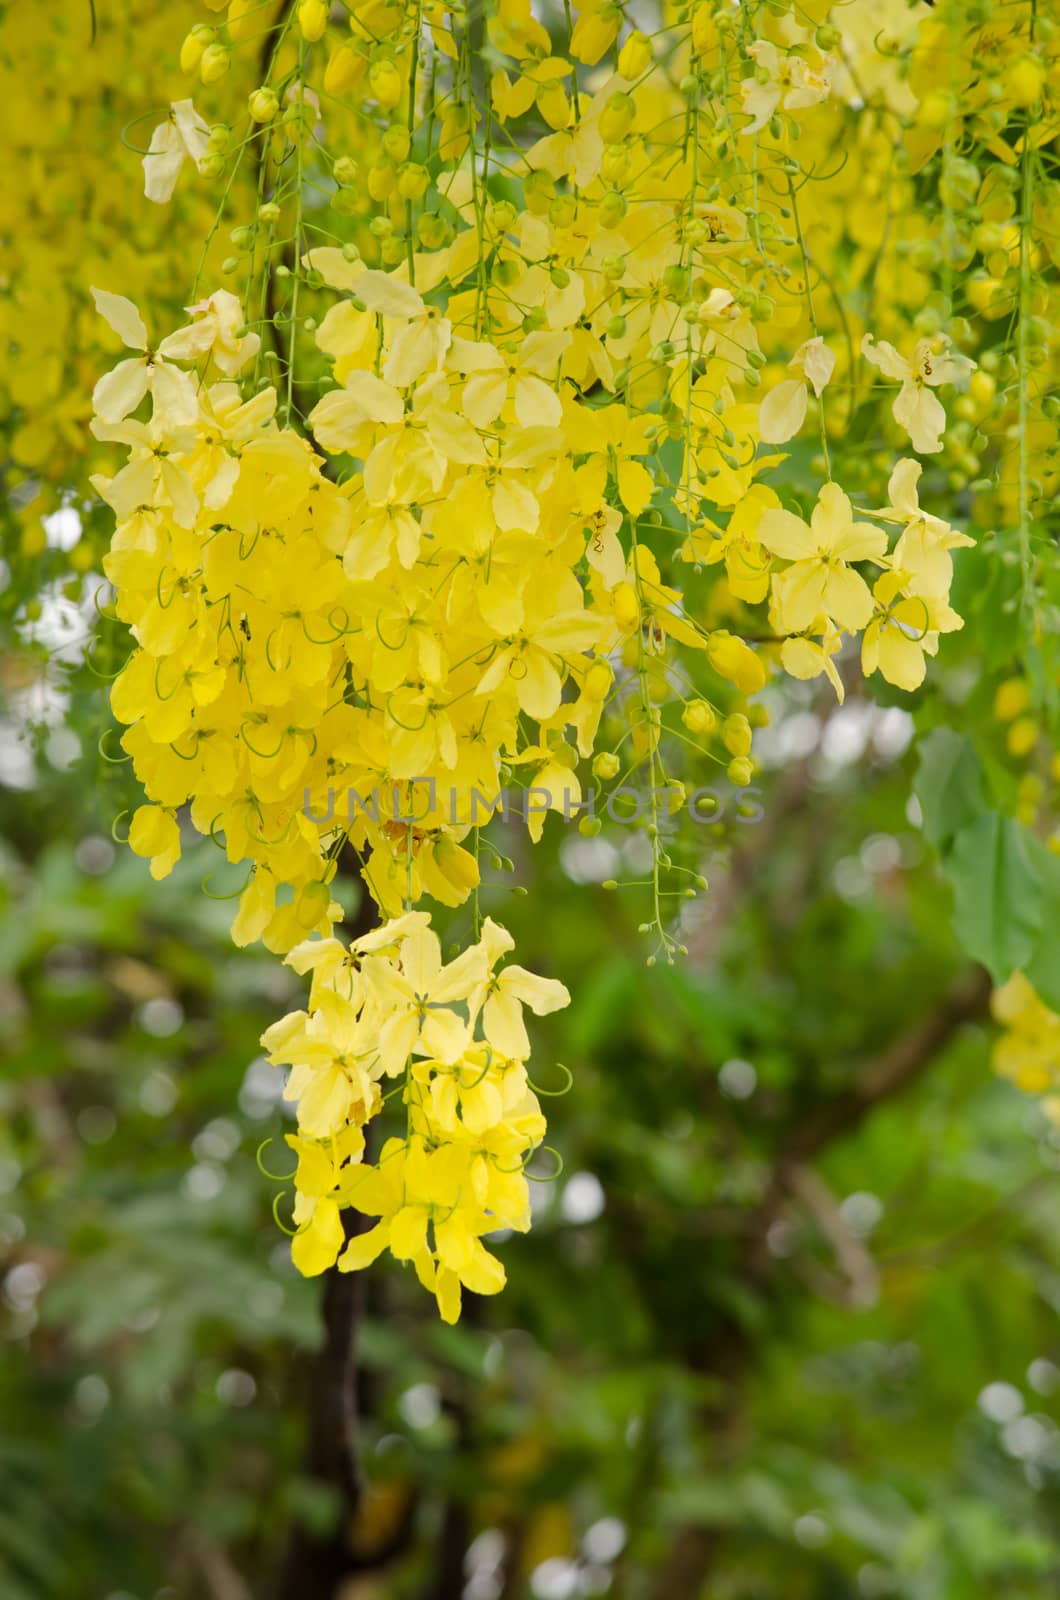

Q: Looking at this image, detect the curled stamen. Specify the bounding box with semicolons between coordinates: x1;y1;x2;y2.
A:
257;1137;298;1181
272;1192;298;1236
98;728;132;765
528;1062;574;1098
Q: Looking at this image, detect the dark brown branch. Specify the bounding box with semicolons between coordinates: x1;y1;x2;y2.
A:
768;964;991;1174
274;861;379;1600
649;964;992;1600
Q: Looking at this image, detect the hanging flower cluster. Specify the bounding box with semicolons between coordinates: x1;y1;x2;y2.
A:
261;910;567;1320
81;0;1060;1312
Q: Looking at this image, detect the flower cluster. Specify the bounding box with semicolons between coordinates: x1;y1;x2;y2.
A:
261;911;568;1320
85;0;1045;1311
992;974;1060;1127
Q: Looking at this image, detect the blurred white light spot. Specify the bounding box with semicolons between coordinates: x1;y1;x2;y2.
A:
978;1381;1024;1422
821;705;874;766
4;1262;45;1311
185;1162;225;1201
758;710;821;766
839;1191;883;1237
0;724;36;790
1028;1358;1059;1395
583;1518;626;1564
767;1219;796;1258
216;1368;257;1407
45;727;81;770
1001;1414;1054;1461
76;834;115;875
860;834;901;875
561;1171;605;1224
0;1215;26;1249
399;1382;441;1429
465;1529;505;1600
833;856;870;900
75;1374;111;1418
240;1057;284;1119
905;793;923;829
192;1118;240;1163
77;1106;117;1145
794;1513;830;1548
531;1558;580;1600
560;834;621;885
857;1564;893;1597
873;707;914;758
140;1069;178;1116
43;507;82;551
140;997;184;1038
719;1058;756;1100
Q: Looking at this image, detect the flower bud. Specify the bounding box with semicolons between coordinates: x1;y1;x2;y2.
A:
383;125;411;162
200;42;231;82
599;91;635;143
325;43;362;95
489;199;518;232
369;57;403;108
682;699;716;735
593;752;621;780
367;162;396;201
248;87;280;121
598;190;627;229
549;194;578;230
618;29;652;79
722;713;751;757
180;24;213;75
583;662;613;701
1003;54;1045;107
707;630;766;694
299;0;328;40
227;0;258;44
397;161;429;199
601;142;632;184
417;212;452;249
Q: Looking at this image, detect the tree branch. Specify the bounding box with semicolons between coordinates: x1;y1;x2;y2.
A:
649;963;992;1600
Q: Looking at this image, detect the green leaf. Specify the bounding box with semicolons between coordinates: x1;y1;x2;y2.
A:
914;729;987;855
947;814;1042;979
1020;836;1060;1011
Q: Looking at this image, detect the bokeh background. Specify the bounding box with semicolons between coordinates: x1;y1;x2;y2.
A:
4;2;1060;1598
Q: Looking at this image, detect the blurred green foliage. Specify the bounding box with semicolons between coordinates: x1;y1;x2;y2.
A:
3;655;1060;1600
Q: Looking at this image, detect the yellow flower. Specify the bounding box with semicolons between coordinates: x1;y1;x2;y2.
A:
860;570;963;692
142;99;211;203
128;804;182;880
759;482;888;634
861;334;974;455
90;290;197;427
740;41;832;134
